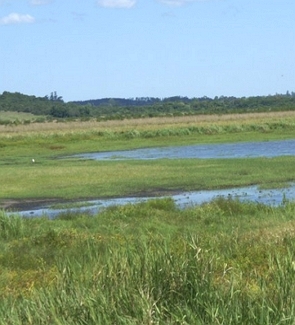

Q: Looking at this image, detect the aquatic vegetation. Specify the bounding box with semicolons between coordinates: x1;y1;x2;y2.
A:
49;201;97;210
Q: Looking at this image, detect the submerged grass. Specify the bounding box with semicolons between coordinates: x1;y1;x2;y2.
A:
1;198;295;324
49;201;97;210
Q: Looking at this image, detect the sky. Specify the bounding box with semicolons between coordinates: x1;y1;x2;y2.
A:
0;0;294;102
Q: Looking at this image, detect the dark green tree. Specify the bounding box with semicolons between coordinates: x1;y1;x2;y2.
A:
50;105;70;118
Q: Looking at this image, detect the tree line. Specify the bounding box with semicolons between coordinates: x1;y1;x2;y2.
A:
1;91;295;121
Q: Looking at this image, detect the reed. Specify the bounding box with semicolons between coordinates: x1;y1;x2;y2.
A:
1;199;295;324
1;110;295;135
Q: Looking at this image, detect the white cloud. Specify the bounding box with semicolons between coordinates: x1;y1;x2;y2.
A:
0;12;35;25
97;0;136;8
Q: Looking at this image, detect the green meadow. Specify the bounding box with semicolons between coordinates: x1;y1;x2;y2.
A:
1;156;295;200
0;111;46;124
1;111;295;324
1;112;295;201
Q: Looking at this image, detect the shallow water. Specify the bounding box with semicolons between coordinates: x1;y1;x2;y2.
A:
9;183;295;219
74;139;295;160
7;139;295;218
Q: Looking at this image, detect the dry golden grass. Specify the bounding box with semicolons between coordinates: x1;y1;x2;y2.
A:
1;111;295;137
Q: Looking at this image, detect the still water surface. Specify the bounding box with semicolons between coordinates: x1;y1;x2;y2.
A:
75;139;295;160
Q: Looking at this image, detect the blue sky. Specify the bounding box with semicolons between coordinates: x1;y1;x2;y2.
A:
0;0;294;102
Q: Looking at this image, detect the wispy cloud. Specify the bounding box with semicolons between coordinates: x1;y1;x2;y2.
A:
97;0;136;8
30;0;52;4
0;12;35;25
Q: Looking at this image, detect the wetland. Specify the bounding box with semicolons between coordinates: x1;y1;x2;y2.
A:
5;138;295;217
2;111;295;324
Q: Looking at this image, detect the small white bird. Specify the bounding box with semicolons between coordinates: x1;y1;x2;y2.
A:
32;159;35;163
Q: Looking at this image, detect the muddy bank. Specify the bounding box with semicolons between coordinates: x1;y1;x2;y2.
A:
0;198;62;211
0;189;182;211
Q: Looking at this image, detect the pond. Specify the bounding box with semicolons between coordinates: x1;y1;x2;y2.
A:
74;139;295;160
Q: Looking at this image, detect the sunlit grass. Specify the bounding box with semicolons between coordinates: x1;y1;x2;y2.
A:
1;199;295;323
0;111;45;123
1;157;295;200
1;110;295;134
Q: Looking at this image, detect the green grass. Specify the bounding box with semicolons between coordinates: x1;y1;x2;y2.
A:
0;111;46;124
1;156;295;200
1;198;295;324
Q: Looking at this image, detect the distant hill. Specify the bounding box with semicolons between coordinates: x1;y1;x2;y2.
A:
70;96;192;107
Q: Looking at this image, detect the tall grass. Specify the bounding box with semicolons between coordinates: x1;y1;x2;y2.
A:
1;110;295;143
1;119;295;142
0;211;24;239
1;198;295;324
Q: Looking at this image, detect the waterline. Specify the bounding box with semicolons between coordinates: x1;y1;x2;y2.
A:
7;183;295;219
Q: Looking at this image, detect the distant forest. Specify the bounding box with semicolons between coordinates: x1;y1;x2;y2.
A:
1;91;295;122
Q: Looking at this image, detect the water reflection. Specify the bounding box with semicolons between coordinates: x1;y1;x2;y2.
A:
9;183;295;219
74;139;295;160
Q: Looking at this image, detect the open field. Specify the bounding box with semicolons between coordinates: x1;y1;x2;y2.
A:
0;111;45;123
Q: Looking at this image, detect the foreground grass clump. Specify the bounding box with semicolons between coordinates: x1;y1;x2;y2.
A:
1;198;295;324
